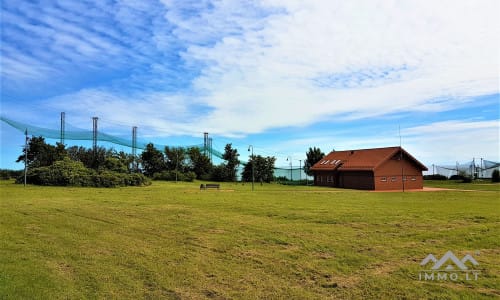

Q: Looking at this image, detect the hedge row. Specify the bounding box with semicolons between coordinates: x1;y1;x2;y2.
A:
17;158;150;187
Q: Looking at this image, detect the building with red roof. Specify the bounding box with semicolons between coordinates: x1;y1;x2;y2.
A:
310;146;428;190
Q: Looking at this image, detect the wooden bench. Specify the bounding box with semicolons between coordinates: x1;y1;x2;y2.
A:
200;183;220;190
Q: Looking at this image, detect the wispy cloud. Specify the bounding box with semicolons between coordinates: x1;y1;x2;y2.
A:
179;0;499;134
1;0;498;153
402;120;499;164
1;0;174;88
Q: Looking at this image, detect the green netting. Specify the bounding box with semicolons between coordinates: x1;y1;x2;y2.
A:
435;160;500;178
1;115;203;151
2;115;312;177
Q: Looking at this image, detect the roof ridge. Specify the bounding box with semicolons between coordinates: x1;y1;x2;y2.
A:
310;146;427;171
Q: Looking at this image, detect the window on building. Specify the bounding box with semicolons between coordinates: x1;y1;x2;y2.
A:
380;177;387;182
411;177;416;181
391;177;397;182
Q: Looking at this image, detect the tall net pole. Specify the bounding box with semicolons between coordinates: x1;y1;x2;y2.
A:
203;132;208;156
24;129;29;187
92;117;98;154
132;126;137;170
60;112;65;145
209;137;213;163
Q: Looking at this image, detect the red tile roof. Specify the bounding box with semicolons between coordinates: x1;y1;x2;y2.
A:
310;146;428;171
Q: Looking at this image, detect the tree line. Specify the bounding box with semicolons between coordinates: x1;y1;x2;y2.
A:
140;143;277;183
13;136;328;187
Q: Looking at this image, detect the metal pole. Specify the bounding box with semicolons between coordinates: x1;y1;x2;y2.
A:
299;160;302;183
132;126;137;171
24;129;28;187
209;137;213;163
481;158;483;178
92;117;98;154
248;145;254;191
287;156;292;182
60;112;65;145
204;132;208;156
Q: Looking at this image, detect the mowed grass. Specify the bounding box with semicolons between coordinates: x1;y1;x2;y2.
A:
0;180;499;299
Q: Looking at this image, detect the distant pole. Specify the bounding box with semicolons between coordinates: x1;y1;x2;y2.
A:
204;132;209;156
92;117;98;153
287;156;292;182
399;126;404;192
60;112;65;145
480;158;483;178
132;126;137;171
299;160;302;183
248;145;254;191
472;157;475;179
175;150;178;183
24;129;28;187
209;137;213;163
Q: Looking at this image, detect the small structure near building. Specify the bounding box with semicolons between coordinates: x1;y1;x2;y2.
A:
310;146;428;190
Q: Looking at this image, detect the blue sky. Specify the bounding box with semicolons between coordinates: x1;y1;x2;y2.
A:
1;0;499;170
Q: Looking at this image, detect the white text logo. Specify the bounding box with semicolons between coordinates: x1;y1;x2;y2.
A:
418;251;480;281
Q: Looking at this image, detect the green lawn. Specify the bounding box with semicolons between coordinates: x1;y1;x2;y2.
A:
0;180;499;299
425;179;500;191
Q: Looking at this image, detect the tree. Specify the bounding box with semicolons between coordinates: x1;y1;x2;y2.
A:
304;147;325;176
16;136;66;168
164;146;187;172
65;145;109;170
242;155;276;183
210;164;228;182
103;153;128;173
186;147;212;179
222;143;240;181
140;143;166;177
492;169;500;183
115;150;136;173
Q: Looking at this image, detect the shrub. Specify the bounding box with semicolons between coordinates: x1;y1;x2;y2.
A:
461;176;472;183
210;165;229;182
492;169;500;183
423;174;447;180
450;175;465;181
17;158;149;187
0;169;23;180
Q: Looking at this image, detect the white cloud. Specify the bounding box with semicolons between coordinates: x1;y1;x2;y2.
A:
402;120;500;165
44;89;206;137
172;0;499;134
2;0;499;154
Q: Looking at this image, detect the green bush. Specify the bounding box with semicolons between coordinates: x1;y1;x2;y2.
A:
0;169;23;180
492;169;500;183
17;158;149;187
461;176;472;183
423;174;448;180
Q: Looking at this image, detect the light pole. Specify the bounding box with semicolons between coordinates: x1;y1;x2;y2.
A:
248;145;254;191
175;150;178;183
299;159;302;183
24;129;29;187
286;156;292;182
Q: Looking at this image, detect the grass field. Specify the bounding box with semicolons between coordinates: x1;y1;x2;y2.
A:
0;180;499;299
